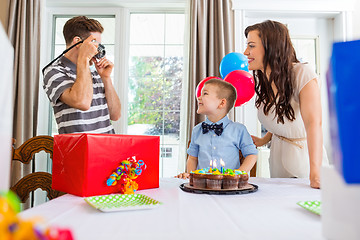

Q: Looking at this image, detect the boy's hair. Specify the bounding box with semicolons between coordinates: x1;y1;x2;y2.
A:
63;16;104;46
204;79;237;113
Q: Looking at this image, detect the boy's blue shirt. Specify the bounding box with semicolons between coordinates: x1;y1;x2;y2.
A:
187;115;258;170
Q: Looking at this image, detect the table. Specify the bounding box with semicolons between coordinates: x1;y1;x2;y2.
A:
20;178;324;240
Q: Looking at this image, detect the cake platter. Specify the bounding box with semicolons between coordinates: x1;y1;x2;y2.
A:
179;183;258;195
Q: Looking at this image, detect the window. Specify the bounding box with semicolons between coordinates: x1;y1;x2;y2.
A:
161;147;173;158
127;13;185;177
292;37;319;75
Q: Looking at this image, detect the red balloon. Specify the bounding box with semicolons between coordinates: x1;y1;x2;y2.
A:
224;70;255;107
196;76;222;98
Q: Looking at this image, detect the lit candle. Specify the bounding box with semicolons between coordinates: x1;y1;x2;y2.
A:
213;160;217;171
209;160;213;173
220;158;225;174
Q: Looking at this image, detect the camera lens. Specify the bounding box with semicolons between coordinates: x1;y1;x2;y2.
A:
95;43;106;59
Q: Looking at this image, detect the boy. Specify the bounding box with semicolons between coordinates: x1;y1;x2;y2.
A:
177;78;257;179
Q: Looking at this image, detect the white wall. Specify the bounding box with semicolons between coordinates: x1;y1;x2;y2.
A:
0;24;13;191
352;0;360;40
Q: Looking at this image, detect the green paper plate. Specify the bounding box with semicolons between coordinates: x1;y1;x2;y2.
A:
85;194;162;212
297;201;321;215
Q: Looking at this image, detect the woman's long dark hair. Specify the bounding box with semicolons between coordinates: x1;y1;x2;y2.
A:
245;20;299;124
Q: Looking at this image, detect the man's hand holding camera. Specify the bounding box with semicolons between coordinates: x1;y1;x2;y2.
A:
94;57;113;81
78;35;113;80
78;35;99;64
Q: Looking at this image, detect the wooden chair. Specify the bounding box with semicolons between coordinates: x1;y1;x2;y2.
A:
10;135;65;203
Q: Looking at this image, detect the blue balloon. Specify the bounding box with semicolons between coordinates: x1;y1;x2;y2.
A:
219;52;249;78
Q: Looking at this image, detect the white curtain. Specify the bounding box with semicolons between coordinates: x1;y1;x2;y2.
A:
187;0;234;139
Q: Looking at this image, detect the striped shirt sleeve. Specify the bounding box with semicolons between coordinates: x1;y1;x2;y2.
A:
43;65;74;106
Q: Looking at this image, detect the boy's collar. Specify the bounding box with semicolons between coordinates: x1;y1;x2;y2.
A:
205;115;230;126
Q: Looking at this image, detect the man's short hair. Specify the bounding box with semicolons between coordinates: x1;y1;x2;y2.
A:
204;78;237;113
63;16;104;46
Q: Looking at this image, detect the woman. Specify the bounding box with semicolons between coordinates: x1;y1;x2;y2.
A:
244;20;328;188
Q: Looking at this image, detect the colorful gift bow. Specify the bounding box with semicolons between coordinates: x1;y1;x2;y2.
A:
107;156;146;194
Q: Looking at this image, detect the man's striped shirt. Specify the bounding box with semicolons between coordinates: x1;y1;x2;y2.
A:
43;56;115;134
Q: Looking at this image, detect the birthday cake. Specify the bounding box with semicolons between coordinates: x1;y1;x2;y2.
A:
189;168;249;190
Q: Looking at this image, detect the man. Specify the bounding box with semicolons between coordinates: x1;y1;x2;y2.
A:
43;16;121;134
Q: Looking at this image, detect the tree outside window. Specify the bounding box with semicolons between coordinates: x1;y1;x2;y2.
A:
128;13;185;177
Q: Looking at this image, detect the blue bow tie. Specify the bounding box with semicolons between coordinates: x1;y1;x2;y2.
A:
201;122;223;136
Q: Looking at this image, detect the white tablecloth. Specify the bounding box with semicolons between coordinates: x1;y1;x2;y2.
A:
20;178;324;240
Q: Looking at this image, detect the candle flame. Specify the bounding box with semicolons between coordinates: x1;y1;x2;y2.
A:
210;160;212;167
213;160;217;168
220;158;225;167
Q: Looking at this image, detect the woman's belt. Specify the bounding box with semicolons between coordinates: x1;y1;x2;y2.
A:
273;134;306;149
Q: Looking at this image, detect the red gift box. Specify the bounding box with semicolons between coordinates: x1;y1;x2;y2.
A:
52;133;160;197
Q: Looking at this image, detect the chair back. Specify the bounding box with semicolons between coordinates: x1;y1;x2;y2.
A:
10;135;64;203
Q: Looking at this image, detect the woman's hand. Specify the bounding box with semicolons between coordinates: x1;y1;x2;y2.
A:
251;135;263;147
251;135;266;147
175;173;189;179
251;132;272;147
310;171;321;189
310;179;320;189
310;177;320;189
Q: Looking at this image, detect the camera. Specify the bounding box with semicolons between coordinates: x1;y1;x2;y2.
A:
94;43;106;59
